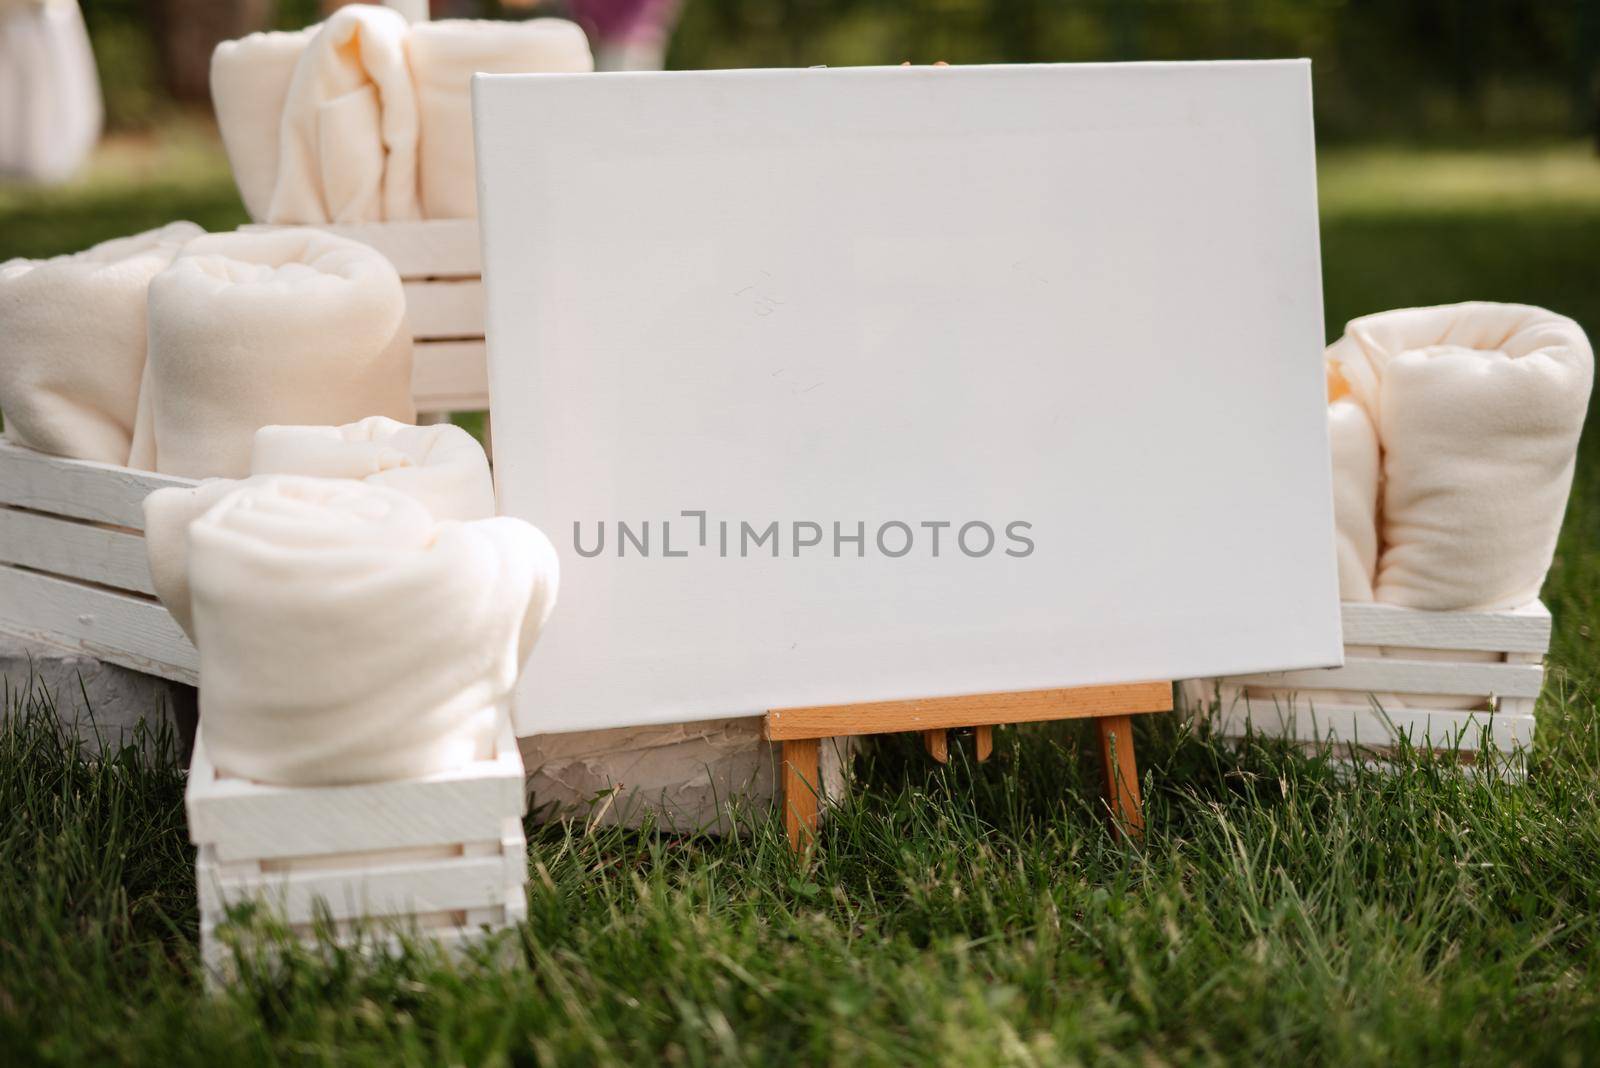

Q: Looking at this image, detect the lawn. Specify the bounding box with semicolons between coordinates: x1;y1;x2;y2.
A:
2;129;1599;1065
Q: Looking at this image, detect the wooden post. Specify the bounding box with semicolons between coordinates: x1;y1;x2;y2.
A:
1096;714;1143;838
780;737;821;851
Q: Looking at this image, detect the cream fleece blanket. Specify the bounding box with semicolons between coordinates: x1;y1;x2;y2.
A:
0;222;201;464
145;416;494;641
136;228;415;478
1326;360;1381;603
252;416;495;521
210;27;313;223
267;4;420;225
1329;302;1593;612
407;18;593;219
142;479;240;642
187;476;558;785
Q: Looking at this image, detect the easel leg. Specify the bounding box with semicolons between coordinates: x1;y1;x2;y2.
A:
974;725;994;762
922;730;949;763
781;737;821;853
1096;715;1144;838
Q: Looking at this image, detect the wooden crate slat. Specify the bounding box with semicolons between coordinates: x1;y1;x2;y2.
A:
191;720;526;970
247;219;481;279
402;279;485;340
1340;601;1551;654
198;913;520;976
187;725;525;862
1189;600;1549;763
0;506;156;596
1230;656;1543;700
0;438;196;529
1213;697;1534;751
412;339;490;412
198;849;512;924
0;564;197;684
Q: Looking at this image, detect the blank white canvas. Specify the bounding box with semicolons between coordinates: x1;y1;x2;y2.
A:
473;61;1341;736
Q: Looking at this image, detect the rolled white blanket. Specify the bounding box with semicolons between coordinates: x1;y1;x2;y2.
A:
267;4;420;224
1326;360;1381;603
210;28;313;222
0;222;202;464
188;476;558;785
252;416;495;521
142;479;240;642
407;18;593;219
137;228;415;478
1329;302;1593;611
145;417;494;642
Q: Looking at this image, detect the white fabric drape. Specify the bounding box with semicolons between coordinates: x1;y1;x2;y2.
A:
0;0;101;184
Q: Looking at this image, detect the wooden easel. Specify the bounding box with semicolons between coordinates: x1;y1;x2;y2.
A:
765;682;1172;852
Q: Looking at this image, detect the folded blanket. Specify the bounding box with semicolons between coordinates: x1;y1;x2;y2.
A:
210;27;313;222
267;4;420;224
187;476;558;785
146;417;494;643
1326;360;1381;602
407;18;593;219
252;416;495;521
138;228;415;478
0;222;202;464
1329;302;1593;611
142;479;240;641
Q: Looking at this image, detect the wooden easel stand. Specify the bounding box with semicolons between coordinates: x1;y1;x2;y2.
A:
765;681;1172;851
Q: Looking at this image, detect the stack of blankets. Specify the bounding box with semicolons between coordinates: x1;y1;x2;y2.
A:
0;223;415;476
0;215;563;786
1327;302;1592;616
211;5;592;223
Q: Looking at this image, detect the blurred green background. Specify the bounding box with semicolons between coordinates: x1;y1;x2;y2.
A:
71;0;1600;142
13;1;1599;340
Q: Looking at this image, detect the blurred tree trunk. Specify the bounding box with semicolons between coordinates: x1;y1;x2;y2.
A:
146;0;278;102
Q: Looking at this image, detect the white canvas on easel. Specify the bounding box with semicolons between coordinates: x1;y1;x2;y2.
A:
472;61;1341;737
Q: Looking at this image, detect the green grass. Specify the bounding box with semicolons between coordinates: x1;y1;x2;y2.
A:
2;133;1599;1064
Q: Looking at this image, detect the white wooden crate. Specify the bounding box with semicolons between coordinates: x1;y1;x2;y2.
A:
190;719;527;973
0;440;199;682
1182;600;1551;764
0;218;489;684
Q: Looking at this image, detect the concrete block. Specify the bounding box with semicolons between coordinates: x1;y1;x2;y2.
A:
520;717;853;835
1;632;196;762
